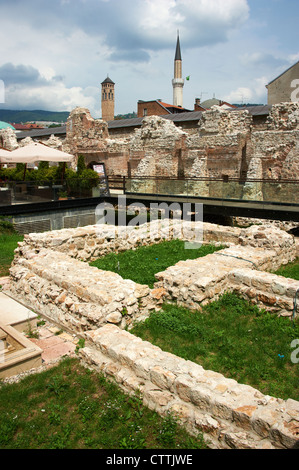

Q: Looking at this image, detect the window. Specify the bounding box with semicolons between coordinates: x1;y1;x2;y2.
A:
143;108;148;116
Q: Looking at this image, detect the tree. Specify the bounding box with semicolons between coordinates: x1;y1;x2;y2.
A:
77;155;86;174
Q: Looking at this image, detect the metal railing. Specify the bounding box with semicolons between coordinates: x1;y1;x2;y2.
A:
0;175;298;206
108;175;299;205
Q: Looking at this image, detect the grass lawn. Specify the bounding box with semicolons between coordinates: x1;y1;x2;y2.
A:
0;357;207;449
90;239;224;288
274;258;299;280
131;293;299;401
0;229;23;277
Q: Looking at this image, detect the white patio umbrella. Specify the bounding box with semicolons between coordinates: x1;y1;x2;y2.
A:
0;148;11;170
0;148;11;159
0;142;75;179
0;142;74;164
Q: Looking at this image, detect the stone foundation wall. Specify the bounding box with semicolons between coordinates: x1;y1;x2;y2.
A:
8;247;163;333
229;268;299;317
14;220;239;262
8;220;298;325
5;220;299;449
79;324;299;449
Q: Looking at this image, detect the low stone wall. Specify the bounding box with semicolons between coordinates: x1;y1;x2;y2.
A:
13;219;296;264
80;324;299;449
15;219;237;262
154;243;299;317
5;219;299;449
8;247;163;333
229;268;299;317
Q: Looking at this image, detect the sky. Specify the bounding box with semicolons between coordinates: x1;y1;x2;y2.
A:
0;0;298;118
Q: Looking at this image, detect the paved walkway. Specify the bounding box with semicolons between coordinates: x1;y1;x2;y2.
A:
0;276;80;381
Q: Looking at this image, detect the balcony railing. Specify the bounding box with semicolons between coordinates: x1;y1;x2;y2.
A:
0;175;298;206
123;176;299;205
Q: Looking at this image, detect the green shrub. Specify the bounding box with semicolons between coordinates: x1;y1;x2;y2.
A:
78;168;99;190
0;163;99;190
76;155;86;174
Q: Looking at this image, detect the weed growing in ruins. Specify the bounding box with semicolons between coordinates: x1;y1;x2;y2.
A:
90;239;224;288
0;357;208;449
131;293;299;401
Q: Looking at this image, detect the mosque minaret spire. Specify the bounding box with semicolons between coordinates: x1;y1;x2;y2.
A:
172;31;184;107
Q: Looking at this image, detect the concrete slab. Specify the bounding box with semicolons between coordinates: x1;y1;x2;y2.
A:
0;288;79;380
0;292;38;333
0;322;43;379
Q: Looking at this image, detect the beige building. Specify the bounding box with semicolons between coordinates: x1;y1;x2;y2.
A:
101;76;115;121
266;61;299;105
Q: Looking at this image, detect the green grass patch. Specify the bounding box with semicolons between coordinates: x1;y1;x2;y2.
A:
90;239;224;288
274;258;299;281
131;293;299;401
0;357;207;449
0;232;23;277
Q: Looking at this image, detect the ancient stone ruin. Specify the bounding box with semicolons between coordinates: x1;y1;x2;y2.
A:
1;102;298;204
4;219;299;449
1;101;298;449
63;102;298;199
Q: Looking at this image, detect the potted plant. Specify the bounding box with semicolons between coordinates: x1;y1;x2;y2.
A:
58;190;68;200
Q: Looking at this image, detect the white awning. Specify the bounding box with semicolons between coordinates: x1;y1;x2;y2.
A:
0;142;75;164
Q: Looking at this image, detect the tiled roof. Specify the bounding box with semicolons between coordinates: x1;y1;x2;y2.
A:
101;76;115;85
236;105;271;115
0;121;15;130
14;105;272;138
16;125;67;140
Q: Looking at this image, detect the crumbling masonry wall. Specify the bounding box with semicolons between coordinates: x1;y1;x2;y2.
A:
61;103;298;203
1;103;298;202
4;220;299;449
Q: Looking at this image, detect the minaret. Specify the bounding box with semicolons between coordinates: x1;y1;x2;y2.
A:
101;76;115;121
172;32;184;107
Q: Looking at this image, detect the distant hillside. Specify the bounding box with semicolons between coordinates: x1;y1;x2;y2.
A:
232;103;265;108
0;109;70;124
115;112;137;120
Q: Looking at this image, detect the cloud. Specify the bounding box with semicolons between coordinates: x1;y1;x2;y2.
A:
4;81;98;113
224;76;269;104
241;52;289;69
109;50;151;63
104;0;250;56
0;0;250;63
0;63;47;86
3;0;297;114
0;61;100;115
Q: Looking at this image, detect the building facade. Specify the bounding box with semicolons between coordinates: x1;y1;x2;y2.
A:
137;99;191;118
266;61;299;105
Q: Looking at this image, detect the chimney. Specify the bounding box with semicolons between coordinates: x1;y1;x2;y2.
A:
194;98;201;110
